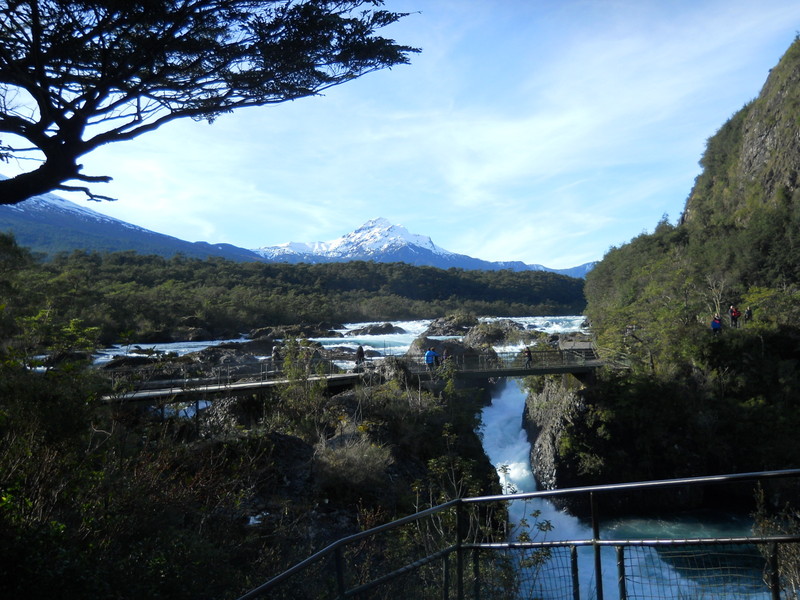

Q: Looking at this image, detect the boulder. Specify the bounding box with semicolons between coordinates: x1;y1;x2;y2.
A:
346;322;406;336
238;337;276;355
407;336;498;370
189;345;260;367
423;314;478;336
250;323;343;339
463;319;524;347
100;355;160;370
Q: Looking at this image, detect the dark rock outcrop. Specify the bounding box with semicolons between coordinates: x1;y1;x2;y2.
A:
524;376;710;517
249;323;343;339
463;319;524;347
346;322;406;336
406;335;496;365
523;376;586;495
422;314;478;336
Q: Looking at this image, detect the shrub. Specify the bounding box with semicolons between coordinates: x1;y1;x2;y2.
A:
314;434;393;503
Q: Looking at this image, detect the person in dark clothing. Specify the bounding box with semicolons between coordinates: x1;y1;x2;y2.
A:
271;345;282;371
524;347;532;368
355;345;365;366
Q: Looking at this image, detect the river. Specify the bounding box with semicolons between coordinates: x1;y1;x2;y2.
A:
481;378;769;599
97;315;772;598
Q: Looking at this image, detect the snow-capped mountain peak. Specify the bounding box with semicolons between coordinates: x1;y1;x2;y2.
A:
0;178;594;276
251;218;596;277
326;218;452;257
254;218;453;259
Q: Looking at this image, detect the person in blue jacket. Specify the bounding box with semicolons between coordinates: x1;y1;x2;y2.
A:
710;314;722;334
424;347;439;372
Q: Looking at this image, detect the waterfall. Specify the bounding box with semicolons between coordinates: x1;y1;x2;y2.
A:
478;378;772;600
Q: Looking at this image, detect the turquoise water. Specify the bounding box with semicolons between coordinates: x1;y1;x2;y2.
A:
480;379;772;599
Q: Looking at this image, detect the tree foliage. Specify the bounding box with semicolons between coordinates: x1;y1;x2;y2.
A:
0;300;501;599
2;235;586;346
0;0;418;203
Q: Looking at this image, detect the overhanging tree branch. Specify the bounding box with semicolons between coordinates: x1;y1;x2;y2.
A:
0;0;418;204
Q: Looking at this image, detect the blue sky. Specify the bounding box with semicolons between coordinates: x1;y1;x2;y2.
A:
9;0;800;269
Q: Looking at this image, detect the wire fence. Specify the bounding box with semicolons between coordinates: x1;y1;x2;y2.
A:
236;470;800;600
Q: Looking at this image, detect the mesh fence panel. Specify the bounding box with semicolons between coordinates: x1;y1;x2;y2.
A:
475;545;578;599
251;552;338;600
621;543;772;600
243;536;800;599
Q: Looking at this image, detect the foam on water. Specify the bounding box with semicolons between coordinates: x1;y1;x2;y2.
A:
479;374;771;599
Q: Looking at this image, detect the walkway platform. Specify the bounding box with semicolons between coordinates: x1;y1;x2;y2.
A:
100;349;601;404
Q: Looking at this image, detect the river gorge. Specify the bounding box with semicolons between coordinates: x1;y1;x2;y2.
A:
97;315;778;598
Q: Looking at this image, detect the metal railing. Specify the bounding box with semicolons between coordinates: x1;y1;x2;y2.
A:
236;469;800;600
99;349;601;403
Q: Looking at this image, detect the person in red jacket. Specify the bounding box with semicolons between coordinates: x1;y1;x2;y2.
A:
729;305;741;328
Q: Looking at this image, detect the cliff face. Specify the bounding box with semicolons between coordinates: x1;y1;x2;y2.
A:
683;37;800;228
523;377;716;517
522;377;588;505
573;38;800;516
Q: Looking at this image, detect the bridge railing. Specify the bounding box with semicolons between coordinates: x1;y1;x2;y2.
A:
415;349;599;375
100;350;598;394
235;469;800;600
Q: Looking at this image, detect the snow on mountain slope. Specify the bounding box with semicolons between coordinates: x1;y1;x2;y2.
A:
0;174;263;261
254;218;452;258
252;217;595;277
2;180;146;230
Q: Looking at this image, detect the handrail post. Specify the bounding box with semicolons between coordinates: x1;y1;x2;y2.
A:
570;546;580;600
472;547;481;600
456;501;465;600
591;491;604;600
616;546;627;600
769;541;780;600
442;551;450;600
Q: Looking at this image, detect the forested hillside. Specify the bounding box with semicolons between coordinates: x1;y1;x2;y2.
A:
1;238;585;345
567;36;800;486
586;35;800;366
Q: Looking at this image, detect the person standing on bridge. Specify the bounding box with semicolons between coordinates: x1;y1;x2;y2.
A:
425;347;439;372
524;347;532;369
271;345;282;372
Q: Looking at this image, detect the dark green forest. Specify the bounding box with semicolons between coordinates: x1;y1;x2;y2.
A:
1;239;585;345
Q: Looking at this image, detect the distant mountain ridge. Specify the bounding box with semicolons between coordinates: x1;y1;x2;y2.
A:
0;178;264;262
254;217;596;277
0;179;594;277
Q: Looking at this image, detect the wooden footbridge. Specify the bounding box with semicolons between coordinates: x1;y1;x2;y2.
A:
100;347;601;405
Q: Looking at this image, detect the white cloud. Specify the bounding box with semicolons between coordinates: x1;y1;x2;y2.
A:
10;0;799;267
